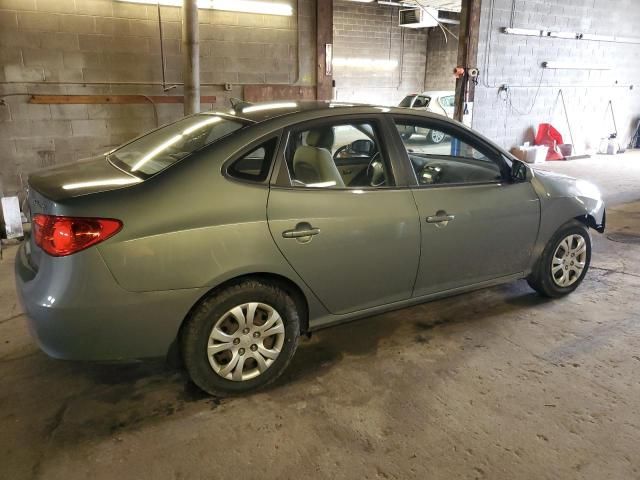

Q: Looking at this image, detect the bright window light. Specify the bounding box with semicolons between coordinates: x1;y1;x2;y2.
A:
131;134;183;172
115;0;293;16
182;116;221;135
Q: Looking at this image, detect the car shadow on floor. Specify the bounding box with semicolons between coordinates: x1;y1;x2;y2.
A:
6;281;551;454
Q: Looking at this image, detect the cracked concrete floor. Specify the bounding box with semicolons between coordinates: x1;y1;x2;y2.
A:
1;152;640;480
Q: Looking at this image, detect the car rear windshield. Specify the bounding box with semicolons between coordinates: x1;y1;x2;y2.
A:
109;114;246;177
398;95;417;108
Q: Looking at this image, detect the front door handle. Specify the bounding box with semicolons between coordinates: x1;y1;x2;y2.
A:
282;222;320;240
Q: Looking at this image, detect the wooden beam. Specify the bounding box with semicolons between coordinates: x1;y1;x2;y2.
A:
243;85;316;103
454;0;482;122
29;95;217;105
316;0;333;101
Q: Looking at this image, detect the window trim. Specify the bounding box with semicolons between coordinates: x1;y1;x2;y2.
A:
271;114;404;191
390;114;512;188
221;131;283;186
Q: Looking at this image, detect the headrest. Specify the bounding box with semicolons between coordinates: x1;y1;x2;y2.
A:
306;128;334;150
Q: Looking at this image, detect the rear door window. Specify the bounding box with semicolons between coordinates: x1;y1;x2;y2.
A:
227;137;279;182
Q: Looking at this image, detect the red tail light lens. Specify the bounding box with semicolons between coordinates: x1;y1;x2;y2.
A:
32;215;122;257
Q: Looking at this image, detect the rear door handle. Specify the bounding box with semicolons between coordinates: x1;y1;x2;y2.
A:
426;212;455;224
282;228;320;238
282;222;320;239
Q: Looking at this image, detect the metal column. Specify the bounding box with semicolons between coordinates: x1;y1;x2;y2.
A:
182;0;200;115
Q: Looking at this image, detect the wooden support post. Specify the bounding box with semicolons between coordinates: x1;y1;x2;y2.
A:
454;0;482;123
316;0;333;101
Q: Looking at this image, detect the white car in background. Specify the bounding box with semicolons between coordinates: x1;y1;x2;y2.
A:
398;90;455;144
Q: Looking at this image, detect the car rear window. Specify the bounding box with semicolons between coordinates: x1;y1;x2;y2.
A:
109;114;246;177
398;95;416;108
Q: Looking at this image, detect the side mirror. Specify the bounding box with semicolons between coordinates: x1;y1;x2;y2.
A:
511;160;528;182
351;139;374;155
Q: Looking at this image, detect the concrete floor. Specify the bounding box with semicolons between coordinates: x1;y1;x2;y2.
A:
1;152;640;480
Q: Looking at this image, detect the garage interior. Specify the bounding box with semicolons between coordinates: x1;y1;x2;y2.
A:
1;0;640;478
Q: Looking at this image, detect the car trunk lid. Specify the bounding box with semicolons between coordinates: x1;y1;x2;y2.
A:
28;155;141;202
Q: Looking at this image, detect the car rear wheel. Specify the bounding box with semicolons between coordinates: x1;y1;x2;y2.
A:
181;280;300;396
527;220;591;298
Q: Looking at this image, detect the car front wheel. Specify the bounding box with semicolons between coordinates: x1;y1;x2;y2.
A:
527;220;591;298
181;280;300;396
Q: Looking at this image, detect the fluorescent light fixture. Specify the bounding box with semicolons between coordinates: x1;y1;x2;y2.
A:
503;27;542;36
542;61;611;70
182;116;221;135
115;0;293;16
63;178;141;190
211;0;292;15
332;57;398;70
131;134;183;171
241;102;297;113
547;31;580;39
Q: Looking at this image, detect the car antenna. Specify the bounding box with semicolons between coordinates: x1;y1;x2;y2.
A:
229;97;253;111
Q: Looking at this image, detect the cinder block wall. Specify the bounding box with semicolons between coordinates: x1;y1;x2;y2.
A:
332;0;428;106
424;24;458;92
473;0;640;151
0;0;313;197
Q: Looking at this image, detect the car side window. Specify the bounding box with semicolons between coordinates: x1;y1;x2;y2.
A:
395;120;503;186
285;121;393;188
440;95;455;108
227;137;278;182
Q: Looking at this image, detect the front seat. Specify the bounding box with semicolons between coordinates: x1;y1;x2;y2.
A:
293;128;345;187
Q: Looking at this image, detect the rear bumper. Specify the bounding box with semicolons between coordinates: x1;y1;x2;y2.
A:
14;243;204;361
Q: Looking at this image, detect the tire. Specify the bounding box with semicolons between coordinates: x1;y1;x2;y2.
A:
181;280;300;396
527;220;591;298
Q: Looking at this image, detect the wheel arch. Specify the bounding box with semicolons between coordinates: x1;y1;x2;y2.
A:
171;272;310;362
575;212;606;233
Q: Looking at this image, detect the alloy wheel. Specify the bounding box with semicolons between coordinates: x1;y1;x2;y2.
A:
207;302;285;381
551;234;587;287
430;130;446;143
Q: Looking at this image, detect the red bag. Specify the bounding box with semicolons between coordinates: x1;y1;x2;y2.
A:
535;123;564;161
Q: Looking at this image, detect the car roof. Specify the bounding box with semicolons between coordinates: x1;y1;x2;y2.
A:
419;90;455;97
217;100;446;124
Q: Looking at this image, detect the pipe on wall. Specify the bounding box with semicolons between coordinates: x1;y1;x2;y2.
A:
182;0;200;115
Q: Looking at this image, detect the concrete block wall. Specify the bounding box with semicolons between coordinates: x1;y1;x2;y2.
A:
0;0;312;197
424;24;458;92
473;0;640;151
332;0;428;106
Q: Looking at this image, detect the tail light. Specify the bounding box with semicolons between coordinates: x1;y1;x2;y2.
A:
32;215;122;257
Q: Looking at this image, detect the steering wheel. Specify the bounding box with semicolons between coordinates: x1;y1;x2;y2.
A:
366;152;386;187
333;144;350;160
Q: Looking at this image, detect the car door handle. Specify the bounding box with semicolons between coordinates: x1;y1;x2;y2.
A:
282;224;321;239
426;213;455;223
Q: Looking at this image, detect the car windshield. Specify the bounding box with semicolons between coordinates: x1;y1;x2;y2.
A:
109;114;245;177
398;95;416;107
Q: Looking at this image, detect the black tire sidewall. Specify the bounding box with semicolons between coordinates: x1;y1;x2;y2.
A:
536;222;592;297
182;281;300;396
